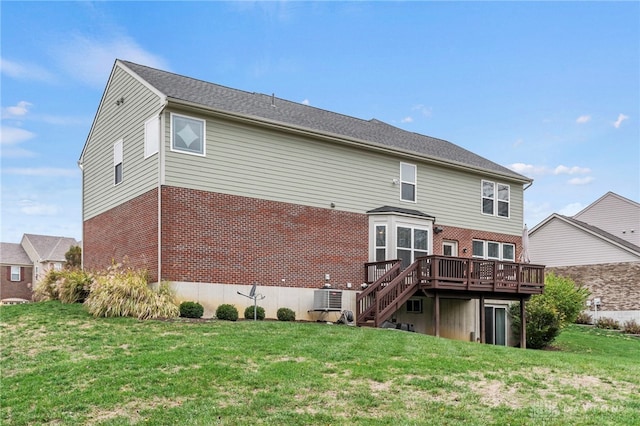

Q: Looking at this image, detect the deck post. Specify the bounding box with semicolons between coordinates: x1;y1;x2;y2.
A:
479;295;486;344
434;291;440;337
520;296;527;349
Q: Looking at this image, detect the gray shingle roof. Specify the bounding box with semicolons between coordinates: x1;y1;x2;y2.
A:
367;206;435;219
0;243;31;265
22;234;79;262
120;60;528;181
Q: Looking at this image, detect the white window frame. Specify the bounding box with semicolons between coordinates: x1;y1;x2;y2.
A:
10;266;21;281
443;240;458;257
481;180;510;218
400;162;417;203
113;139;123;186
472;240;516;262
144;116;159;158
170;113;206;157
374;224;387;263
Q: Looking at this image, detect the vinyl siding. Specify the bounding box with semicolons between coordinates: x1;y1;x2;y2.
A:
82;67;162;219
529;217;639;266
574;193;640;247
163;108;524;236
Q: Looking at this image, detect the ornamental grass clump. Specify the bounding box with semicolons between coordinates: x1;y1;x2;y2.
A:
622;319;640;334
595;317;620;330
34;269;92;303
84;264;178;320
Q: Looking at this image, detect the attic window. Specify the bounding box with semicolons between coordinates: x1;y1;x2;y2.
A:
171;113;205;156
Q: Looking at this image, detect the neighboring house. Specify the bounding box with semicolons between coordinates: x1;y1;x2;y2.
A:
80;60;544;346
529;192;640;323
0;243;34;301
0;234;80;301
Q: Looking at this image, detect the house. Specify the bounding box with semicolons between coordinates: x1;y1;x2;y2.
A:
0;234;80;301
529;192;640;323
79;60;544;346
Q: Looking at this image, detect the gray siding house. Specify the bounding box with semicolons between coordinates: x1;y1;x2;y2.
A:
80;60;544;345
529;192;640;323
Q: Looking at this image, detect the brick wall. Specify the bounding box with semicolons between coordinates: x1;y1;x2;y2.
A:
83;188;158;281
433;225;523;260
161;186;369;289
0;265;34;300
549;262;640;311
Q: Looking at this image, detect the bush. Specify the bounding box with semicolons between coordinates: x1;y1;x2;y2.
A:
510;273;589;349
84;264;179;320
180;301;204;319
575;312;593;325
277;307;296;322
244;305;265;320
595;317;620;330
34;269;92;303
216;304;238;321
622;319;640;334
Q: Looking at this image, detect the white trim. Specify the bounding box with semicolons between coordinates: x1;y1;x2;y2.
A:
481;179;510;219
442;240;458;257
113;139;123;186
170;112;206;157
144;115;160;158
10;266;21;281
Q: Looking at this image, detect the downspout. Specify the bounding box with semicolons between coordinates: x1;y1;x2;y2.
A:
77;159;84;270
157;98;167;284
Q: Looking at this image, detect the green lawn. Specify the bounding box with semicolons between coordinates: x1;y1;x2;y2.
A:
1;302;639;425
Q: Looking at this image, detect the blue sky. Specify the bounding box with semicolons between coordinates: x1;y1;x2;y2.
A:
1;1;638;243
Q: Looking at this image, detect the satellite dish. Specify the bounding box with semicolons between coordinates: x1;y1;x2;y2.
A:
237;282;265;321
249;283;257;298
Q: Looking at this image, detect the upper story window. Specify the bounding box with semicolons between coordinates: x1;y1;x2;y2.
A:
144;116;159;158
10;266;21;281
113;139;123;185
171;113;205;156
400;163;416;202
482;180;510;218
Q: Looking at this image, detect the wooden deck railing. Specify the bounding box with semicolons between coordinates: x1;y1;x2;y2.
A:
357;256;545;326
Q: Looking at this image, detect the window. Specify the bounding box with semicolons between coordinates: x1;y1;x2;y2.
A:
171;113;205;156
114;139;123;185
481;180;510;218
443;241;458;257
397;226;429;268
406;299;423;313
473;240;516;261
400;163;416;202
53;263;62;271
10;266;21;281
144;116;159;158
375;225;387;262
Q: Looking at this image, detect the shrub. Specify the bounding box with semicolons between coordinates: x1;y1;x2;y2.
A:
84;264;179;320
277;307;296;322
216;304;238;321
510;272;589;349
244;305;265;320
180;301;204;319
595;317;620;330
575;312;593;325
622;319;640;334
34;269;92;303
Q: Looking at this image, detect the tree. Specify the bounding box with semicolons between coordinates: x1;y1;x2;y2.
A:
510;272;590;349
65;245;82;269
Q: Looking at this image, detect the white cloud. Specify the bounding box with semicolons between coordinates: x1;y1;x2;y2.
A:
568;176;594;185
0;126;35;145
576;115;591;124
0;58;55;82
401;116;414;123
513;138;524;148
3;101;32;118
3;167;79;177
18;200;60;216
553;165;591;175
53;35;168;87
412;104;432;118
508;163;548;176
613;113;629;129
301;99;310;105
558;202;585;216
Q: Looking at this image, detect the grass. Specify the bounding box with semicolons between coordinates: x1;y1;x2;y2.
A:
1;302;639;425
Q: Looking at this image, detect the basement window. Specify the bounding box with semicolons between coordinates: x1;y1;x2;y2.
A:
406;299;422;313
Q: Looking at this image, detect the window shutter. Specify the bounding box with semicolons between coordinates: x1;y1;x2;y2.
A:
114;139;123;165
144;116;159;158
